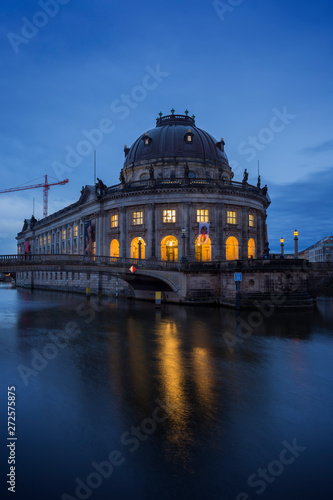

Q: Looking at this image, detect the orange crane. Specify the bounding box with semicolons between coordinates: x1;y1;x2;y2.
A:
0;175;69;218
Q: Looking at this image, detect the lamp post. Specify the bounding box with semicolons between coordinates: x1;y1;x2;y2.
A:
280;237;284;257
180;228;188;263
294;230;298;259
138;237;142;260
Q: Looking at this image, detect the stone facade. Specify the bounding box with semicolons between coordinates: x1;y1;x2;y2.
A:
16;113;270;297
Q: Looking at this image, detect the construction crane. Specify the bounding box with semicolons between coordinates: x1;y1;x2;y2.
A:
0;175;69;218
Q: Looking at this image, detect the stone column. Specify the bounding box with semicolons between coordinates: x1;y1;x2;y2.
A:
216;203;224;260
241;208;249;260
120;207;127;258
183;202;192;260
147;203;156;259
70;223;74;255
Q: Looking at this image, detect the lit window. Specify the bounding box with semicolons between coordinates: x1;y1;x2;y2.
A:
133;211;143;225
40;237;42;246
143;133;152;146
74;226;78;237
47;235;50;244
249;214;255;227
185;129;193;143
227;211;237;224
68;227;71;238
43;236;46;245
163;210;176;223
197;209;209;222
111;214;118;228
62;230;66;240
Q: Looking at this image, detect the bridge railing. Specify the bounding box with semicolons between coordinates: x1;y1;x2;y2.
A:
0;254;181;271
2;255;330;272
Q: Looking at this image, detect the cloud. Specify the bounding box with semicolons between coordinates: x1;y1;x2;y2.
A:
301;139;333;154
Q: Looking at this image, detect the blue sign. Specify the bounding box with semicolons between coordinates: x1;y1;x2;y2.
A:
234;272;242;282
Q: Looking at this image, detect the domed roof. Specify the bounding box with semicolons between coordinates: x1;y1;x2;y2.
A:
123;113;229;168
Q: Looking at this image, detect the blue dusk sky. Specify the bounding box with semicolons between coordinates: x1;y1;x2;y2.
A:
0;0;332;254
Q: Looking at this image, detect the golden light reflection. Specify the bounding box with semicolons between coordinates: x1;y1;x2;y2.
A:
156;319;190;447
192;347;215;409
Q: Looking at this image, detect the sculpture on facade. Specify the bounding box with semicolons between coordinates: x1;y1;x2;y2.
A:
119;171;125;184
95;178;107;197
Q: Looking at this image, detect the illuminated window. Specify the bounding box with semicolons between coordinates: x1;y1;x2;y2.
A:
185;129;193;143
43;236;46;245
62;230;66;240
47;235;50;244
248;238;255;259
227;211;237;224
133;211;143;225
226;236;239;260
143;133;152;146
197;209;209;222
111;214;118;228
74;225;78;237
39;237;42;246
163;210;176;223
249;214;255;227
68;227;71;238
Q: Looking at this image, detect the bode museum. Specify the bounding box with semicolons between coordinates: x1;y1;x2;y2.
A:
16;111;271;297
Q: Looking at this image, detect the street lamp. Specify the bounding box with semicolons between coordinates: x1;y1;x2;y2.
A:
138;237;142;260
280;237;284;257
294;230;298;259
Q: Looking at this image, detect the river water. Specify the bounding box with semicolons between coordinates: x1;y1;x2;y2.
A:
0;284;332;500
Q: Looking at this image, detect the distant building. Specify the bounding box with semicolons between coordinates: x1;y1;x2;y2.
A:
300;236;333;262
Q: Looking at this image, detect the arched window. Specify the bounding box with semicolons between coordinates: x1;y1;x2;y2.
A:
195;236;212;262
248;238;255;259
226;236;239;260
161;235;178;262
131;237;146;259
110;239;119;259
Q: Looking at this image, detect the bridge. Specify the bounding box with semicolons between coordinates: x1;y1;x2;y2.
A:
1;254;332;307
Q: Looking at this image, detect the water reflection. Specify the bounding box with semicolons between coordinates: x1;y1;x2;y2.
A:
2;288;332;500
190;321;216;413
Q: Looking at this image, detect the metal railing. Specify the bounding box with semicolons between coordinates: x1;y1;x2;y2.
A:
0;254;180;271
